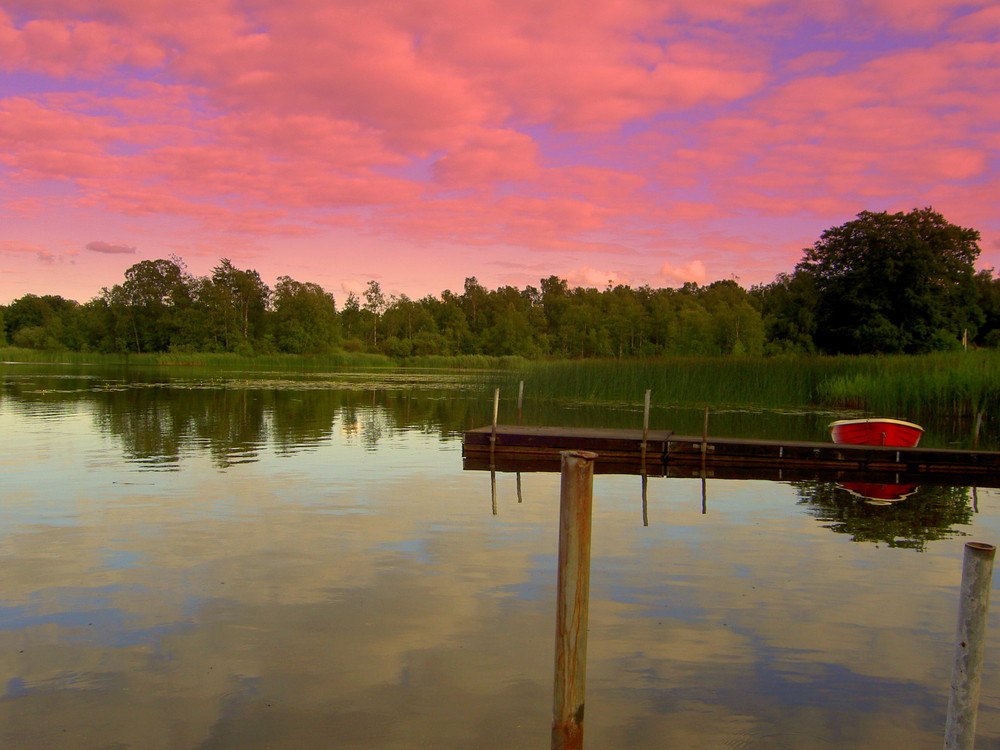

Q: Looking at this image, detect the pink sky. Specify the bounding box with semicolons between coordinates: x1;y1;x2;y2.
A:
1;0;999;305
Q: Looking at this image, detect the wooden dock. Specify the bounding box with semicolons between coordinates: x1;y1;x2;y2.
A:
462;425;1000;488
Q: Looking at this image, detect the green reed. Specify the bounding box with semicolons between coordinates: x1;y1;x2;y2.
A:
499;352;1000;417
477;353;1000;448
0;347;396;370
814;351;1000;417
504;357;837;408
5;346;997;420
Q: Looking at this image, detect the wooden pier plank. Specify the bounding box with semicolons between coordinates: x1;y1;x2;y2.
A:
465;424;674;454
463;424;1000;486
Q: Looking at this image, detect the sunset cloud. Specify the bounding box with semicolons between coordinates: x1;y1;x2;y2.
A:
86;240;136;255
565;266;631;289
0;0;997;303
658;260;708;286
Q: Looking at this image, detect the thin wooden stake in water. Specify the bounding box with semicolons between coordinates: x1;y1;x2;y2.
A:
490;388;499;514
642;389;651;452
701;406;709;457
945;541;996;750
641;473;648;527
552;450;597;750
517;380;525;425
491;387;500;452
973;412;984;451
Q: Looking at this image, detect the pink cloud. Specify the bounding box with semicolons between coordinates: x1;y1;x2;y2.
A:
0;240;51;257
863;0;995;32
85;240;135;254
658;260;707;285
432;130;539;187
0;11;165;77
948;5;1000;36
0;0;997;304
565;266;631;288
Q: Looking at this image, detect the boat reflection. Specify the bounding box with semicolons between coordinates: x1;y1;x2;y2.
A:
839;481;919;504
795;482;972;550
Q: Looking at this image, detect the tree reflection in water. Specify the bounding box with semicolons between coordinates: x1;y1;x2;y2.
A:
794;482;974;550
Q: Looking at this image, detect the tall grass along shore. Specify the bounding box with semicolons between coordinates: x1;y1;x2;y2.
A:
4;346;997;429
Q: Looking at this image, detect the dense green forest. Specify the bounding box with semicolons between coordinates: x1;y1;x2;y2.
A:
3;208;999;358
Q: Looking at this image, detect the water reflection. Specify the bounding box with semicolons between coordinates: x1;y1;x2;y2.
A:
795;483;974;550
0;369;485;470
839;482;918;502
3;364;1000;749
472;458;980;550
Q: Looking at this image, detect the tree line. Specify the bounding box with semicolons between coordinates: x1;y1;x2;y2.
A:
3;208;999;358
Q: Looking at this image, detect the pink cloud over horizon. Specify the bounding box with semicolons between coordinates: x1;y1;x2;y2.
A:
1;0;998;305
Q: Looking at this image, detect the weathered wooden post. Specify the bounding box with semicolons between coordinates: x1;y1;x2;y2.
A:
641;389;651;453
641;389;651;526
552;450;598;750
944;541;996;750
700;406;709;514
490;387;500;453
490;387;500;514
701;406;709;456
517;380;525;425
641;472;649;527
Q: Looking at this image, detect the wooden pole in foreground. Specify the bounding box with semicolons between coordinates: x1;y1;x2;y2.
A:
945;541;996;750
552;450;598;750
517;380;525;425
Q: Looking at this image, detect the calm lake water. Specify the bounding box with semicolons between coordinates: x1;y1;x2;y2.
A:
2;362;999;749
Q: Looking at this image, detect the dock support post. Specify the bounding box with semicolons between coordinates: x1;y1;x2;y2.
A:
701;406;709;456
517;381;525;425
641;473;648;527
491;387;500;451
552;450;597;750
944;541;996;750
642;389;651;452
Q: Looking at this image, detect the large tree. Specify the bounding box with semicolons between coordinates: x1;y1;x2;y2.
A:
797;207;982;354
271;276;339;353
203;259;270;351
118;257;193;352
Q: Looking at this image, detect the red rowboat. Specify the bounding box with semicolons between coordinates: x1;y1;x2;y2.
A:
828;418;924;447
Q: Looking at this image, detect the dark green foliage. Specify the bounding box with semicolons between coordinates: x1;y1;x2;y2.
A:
272;276;339;353
4;293;81;350
753;272;818;355
797;207;982;354
974;269;1000;348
